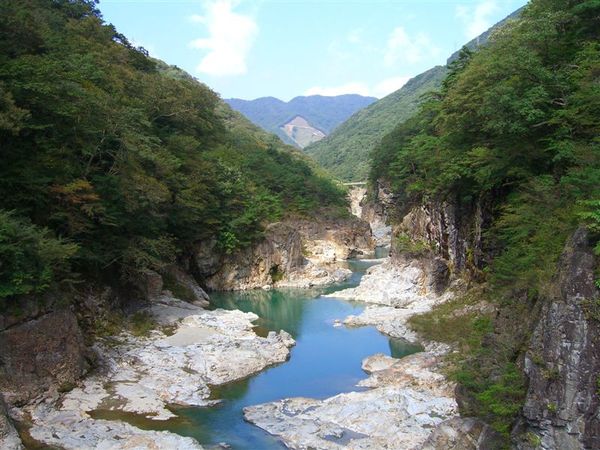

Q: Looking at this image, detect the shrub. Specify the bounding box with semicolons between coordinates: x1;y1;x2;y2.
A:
0;210;78;298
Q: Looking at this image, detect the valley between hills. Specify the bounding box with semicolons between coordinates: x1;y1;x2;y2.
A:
1;1;599;450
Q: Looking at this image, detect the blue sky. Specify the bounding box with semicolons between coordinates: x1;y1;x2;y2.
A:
98;0;528;100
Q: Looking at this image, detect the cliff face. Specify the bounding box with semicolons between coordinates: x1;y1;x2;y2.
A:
0;305;87;406
196;222;306;291
195;217;373;291
396;195;490;273
385;187;599;448
0;395;22;450
514;228;600;450
359;181;394;247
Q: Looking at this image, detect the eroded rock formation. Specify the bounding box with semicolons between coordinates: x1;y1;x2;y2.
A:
514;228;600;450
0;309;87;406
195;218;372;291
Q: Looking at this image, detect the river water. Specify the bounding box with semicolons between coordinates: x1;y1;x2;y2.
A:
99;254;421;449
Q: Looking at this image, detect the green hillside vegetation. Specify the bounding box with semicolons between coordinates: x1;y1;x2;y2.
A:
372;0;600;435
305;8;524;182
305;66;447;181
0;0;346;301
225;94;376;147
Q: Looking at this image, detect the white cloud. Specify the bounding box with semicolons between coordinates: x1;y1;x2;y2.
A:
304;76;411;99
456;1;499;40
304;82;371;97
189;0;258;76
347;29;363;44
373;76;411;98
383;26;439;67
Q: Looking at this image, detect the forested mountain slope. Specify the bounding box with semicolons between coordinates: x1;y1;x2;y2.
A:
306;8;523;182
0;0;346;302
370;0;600;445
225;94;376;148
305;66;447;181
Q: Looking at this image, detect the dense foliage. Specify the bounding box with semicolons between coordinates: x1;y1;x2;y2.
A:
0;0;346;299
372;0;599;294
305;9;524;183
371;0;600;436
225;94;376;148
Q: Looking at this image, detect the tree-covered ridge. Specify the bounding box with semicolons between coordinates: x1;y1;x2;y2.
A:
371;0;599;433
305;8;524;183
0;0;347;299
225;94;377;147
305;66;448;182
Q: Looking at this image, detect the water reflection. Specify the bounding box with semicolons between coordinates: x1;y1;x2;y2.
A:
105;257;422;450
209;288;320;338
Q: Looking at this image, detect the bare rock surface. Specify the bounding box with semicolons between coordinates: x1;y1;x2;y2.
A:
278;263;352;289
327;259;429;306
348;186;367;218
244;258;459;450
22;296;294;449
421;417;505;450
244;352;458;450
0;309;87;405
514;227;600;449
0;396;22;450
28;401;204;450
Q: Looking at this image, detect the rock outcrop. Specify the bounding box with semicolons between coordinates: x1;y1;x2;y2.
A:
0;396;22;450
244;353;457;450
349;186;367;218
360;181;394;247
195;219;371;291
397;196;490;272
421;417;504;450
0;309;87;406
514;228;600;449
330;256;449;308
21;295;294;449
294;217;372;263
196;222;305;290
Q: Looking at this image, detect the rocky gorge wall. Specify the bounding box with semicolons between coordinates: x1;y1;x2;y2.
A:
396;196;491;274
0;212;373;447
368;178;600;449
194;217;373;291
513;228;600;450
358;181;394;247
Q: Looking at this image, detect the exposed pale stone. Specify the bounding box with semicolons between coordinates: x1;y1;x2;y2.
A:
29;402;203;450
24;296;295;449
421;417;504;450
245;257;459;449
278;262;352;288
244;352;458;450
0;396;22;450
327;259;429;306
200;220;364;291
348;186;367;218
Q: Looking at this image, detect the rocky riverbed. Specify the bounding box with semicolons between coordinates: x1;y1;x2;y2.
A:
244;256;462;449
16;295;294;449
244;352;457;450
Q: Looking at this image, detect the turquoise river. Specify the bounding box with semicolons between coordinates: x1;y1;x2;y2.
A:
98;254;422;449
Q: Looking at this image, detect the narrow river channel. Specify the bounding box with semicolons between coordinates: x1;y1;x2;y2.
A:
98;254;422;449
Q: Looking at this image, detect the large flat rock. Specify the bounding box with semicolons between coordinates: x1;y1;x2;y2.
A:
24;296;295;449
244;352;458;450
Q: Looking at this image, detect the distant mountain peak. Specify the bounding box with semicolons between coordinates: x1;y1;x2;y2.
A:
280;116;326;149
225;94;377;148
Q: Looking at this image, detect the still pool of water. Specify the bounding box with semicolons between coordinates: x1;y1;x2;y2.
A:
97;255;421;449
